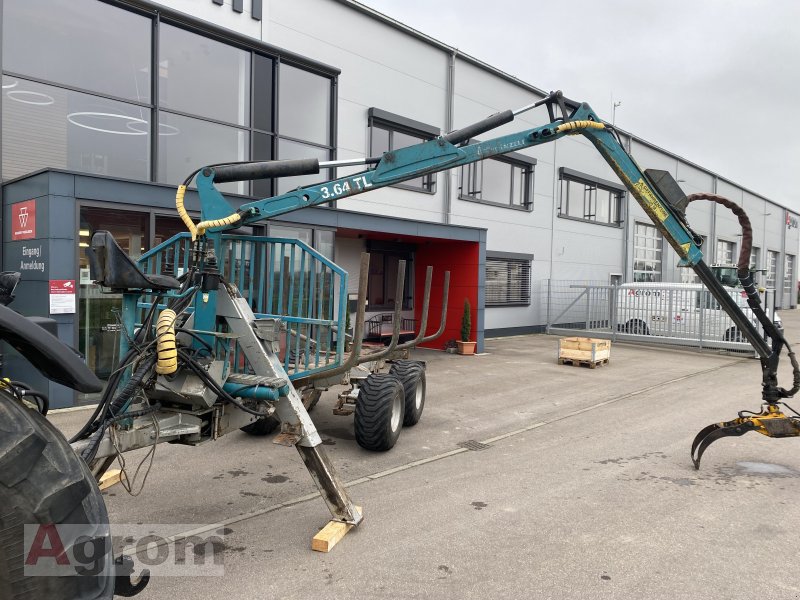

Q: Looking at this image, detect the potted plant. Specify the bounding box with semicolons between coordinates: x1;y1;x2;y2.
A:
457;299;476;355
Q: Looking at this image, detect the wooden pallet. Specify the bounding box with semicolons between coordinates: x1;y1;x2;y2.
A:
557;357;610;369
558;337;611;369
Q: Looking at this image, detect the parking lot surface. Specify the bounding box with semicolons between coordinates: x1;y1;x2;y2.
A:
54;311;800;599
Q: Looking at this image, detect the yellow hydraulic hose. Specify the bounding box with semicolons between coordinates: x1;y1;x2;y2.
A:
175;183;241;239
195;213;241;237
155;309;178;375
556;120;605;134
175;185;199;240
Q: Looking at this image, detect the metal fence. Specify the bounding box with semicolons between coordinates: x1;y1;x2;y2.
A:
545;279;778;354
137;233;348;381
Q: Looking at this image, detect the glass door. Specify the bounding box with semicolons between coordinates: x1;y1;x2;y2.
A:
78;208;149;398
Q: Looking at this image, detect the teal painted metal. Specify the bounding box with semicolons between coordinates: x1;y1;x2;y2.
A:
143;98;709;380
136;232;348;381
222;382;280;400
200;101;703;267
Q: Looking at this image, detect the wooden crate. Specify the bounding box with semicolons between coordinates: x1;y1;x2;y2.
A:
557;337;611;369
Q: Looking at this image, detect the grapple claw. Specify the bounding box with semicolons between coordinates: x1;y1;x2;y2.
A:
691;420;754;469
114;555;150;597
690;403;800;469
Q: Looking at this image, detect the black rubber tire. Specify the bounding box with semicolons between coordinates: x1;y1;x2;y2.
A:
389;361;426;427
625;319;650;335
354;374;405;452
240;415;280;436
724;327;743;342
0;392;114;600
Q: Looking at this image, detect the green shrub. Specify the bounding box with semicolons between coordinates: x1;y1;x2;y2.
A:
460;299;472;342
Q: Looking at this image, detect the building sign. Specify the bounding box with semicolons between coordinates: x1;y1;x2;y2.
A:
12;199;36;240
49;280;76;314
786;211;798;230
19;244;45;273
211;0;262;20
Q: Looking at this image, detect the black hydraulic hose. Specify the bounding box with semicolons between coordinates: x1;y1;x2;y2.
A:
69;296;164;443
6;380;49;415
176;348;272;417
22;390;49;416
108;355;156;417
80;355;156;463
686;193;800;398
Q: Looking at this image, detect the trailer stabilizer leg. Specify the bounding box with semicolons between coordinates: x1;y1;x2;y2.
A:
296;443;363;525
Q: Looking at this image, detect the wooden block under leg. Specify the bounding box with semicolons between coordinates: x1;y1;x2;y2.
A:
311;507;361;553
98;469;125;491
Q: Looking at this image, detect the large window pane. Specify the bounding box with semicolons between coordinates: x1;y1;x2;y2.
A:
315;230;334;260
278;64;330;145
486;258;531;306
2;0;151;102
559;170;624;226
277;139;330;193
253;54;274;132
159;24;250;126
252;131;274;198
633;222;662;282
481;160;512;204
78;207;149;400
371;126;390;155
2;77;149;181
157;112;248;194
784;255;794;293
767;251;779;288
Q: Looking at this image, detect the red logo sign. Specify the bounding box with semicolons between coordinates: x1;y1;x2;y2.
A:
49;280;75;294
12;199;36;240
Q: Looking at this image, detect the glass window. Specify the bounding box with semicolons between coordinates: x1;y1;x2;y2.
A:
253;54;274;132
784;255;794;294
78;208;149;400
2;0;151;102
716;240;735;265
252;131;274;198
2;76;150;181
315;230;335;260
767;250;779;288
370;121;435;193
634;222;662;282
486;258;531;306
559;170;624;225
278;63;331;145
750;246;761;275
367;250;413;310
269;224;312;246
276;138;330;194
157;112;248;194
159;24;250;126
459;157;534;210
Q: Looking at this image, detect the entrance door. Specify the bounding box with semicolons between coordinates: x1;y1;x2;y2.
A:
78;208;149;397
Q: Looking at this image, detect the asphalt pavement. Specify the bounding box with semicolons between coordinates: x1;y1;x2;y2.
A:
52;310;800;599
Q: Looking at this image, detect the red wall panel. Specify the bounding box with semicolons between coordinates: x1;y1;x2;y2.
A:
414;241;480;349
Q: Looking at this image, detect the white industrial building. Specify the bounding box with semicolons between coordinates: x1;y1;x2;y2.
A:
1;0;797;405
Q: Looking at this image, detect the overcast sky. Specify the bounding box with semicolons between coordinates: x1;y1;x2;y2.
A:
358;0;800;211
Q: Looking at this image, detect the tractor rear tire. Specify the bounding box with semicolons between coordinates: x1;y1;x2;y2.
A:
354;374;405;451
240;416;280;436
389;361;426;427
0;392;114;599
